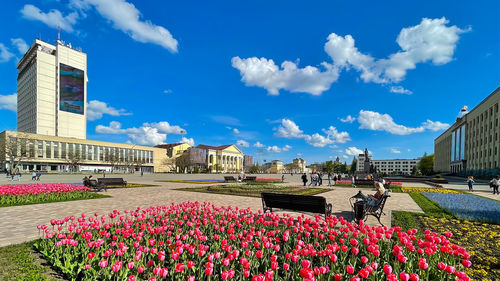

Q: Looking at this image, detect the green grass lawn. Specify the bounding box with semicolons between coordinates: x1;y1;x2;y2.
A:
176;184;328;198
334;182;402;192
0;192;110;208
0;241;64;281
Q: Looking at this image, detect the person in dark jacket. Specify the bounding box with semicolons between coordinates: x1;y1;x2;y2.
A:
301;173;308;186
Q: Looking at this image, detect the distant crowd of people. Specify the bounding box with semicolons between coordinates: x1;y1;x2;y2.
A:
299;172;345;187
4;168;42;181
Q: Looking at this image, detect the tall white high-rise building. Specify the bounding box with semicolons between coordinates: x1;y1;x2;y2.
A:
17;39;87;139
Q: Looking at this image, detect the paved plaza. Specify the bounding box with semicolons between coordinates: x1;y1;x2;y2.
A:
0;173;497;247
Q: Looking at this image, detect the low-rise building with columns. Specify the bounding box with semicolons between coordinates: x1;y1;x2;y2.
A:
198;144;244;173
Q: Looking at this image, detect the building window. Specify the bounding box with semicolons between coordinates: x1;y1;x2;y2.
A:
99;146;103;161
82;144;86;160
68;143;74;157
37;141;43;158
29;140;35;158
53;142;59;159
61;142;66;159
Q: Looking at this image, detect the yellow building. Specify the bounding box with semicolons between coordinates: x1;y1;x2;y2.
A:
264;160;283;174
434;87;500;173
0;130;168;173
199;144;244;173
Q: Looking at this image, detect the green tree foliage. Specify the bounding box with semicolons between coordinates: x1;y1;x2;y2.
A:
249;164;259;174
350;157;358;172
418;153;434;175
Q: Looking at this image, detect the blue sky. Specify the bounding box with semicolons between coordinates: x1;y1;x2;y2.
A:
0;0;499;165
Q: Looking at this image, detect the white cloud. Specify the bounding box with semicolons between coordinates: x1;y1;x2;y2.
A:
389;86;413;95
267;146;282;153
236;140;250;147
282;145;292;151
274;119;304;138
275;119;350;147
0;93;17;111
181;137;195;147
345;147;363;156
10;38;29;54
253;141;265;148
233;128;240;134
391;148;401;154
233;18;468;95
163;89;173;94
95;121;186;146
86;100;131;121
340;115;356;123
342;155;349;159
357;110;449;135
231;57;339;95
0;43;14;62
81;0;178;52
20;4;78;32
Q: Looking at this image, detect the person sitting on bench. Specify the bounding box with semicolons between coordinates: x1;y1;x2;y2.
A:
358;182;385;206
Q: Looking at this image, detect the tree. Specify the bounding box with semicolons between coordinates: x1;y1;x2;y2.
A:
249;164;259;174
105;149;120;172
1;133;33;170
350;157;358;173
324;161;334;173
66;150;82;172
176;152;193;173
412;166;422;176
418;153;434;175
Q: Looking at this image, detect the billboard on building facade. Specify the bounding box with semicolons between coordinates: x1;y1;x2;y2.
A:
59;63;84;114
189;148;207;164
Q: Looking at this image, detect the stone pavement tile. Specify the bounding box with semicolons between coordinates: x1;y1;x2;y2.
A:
0;182;422;247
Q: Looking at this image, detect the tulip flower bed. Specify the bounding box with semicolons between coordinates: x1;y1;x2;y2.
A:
176;184;327;198
401;187;461;194
34;202;472;281
422;193;500;224
418;216;500;280
0;183;109;207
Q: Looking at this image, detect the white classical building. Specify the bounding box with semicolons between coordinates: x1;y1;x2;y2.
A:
197;144;245;172
17;39;87;139
358;152;420;175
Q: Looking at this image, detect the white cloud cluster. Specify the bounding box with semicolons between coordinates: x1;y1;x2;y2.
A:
10;39;29;55
231;57;339;95
0;39;29;63
236;140;250;147
253;141;265;148
391;148;401;154
21;4;78;32
274;119;350;147
340;115;356;123
0;44;14;62
86;100;131;121
181;137;195;147
95;121;186;146
357;110;449;135
0;93;17;111
267;144;291;153
233;18;468;95
389;86;413;95
20;0;178;52
345;147;363;156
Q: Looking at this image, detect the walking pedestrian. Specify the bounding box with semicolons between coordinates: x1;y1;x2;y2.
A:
333;174;338;185
31;170;36;181
467;176;475;192
36;171;41;181
489;176;499;195
318;173;323;186
327;173;332;186
351;174;356;188
281;174;285;183
301;173;308;186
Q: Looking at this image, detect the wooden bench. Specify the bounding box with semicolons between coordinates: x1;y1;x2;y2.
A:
261;193;332;217
224;176;237;182
353;191;390;226
97;178;127;188
82;178;106;192
243;176;257;181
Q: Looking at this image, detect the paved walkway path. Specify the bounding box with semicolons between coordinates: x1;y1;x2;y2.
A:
0;181;422;246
